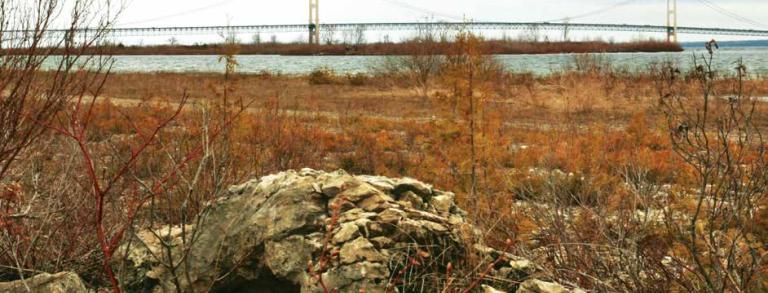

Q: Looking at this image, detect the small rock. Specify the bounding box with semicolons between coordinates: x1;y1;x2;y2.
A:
364;221;385;237
377;208;406;224
420;220;449;233
396;219;431;241
430;193;455;215
312;182;322;194
357;192;392;211
393;177;432;196
357;175;396;192
318;262;389;292
481;284;507;293
365;201;400;212
300;168;321;177
369;236;395;248
321;174;357;197
337;208;378;223
518;279;575;293
339;182;381;202
448;214;466;225
397;190;424;209
405;208;449;223
333;222;361;244
339;237;387;264
0;272;87;293
509;259;535;272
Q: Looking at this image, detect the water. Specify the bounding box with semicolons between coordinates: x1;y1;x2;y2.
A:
101;46;768;76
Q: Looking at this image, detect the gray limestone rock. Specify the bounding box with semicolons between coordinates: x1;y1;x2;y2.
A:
113;169;578;293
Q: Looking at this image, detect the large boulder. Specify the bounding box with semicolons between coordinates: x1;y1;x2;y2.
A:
115;169;571;292
0;272;87;293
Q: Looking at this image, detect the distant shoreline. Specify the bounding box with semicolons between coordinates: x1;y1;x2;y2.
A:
86;40;683;56
681;39;768;49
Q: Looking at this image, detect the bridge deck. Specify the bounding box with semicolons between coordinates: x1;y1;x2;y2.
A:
7;22;768;37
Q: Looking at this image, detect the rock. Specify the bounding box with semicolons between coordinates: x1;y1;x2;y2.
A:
509;259;530;269
333;222;361;244
339;237;387;264
357;175;396;192
117;170;327;292
495;260;539;288
393;177;432;197
0;272;87;293
356;191;392;212
369;236;395;249
397;190;424;209
430;192;455;215
265;236;319;283
316;262;389;293
377;208;405;224
482;284;507;293
448;214;466;225
114;169;548;293
363;220;385;237
319;171;354;197
338;182;382;203
337;208;377;223
518;279;582;293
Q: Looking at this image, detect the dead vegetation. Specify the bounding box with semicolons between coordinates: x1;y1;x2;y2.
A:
1;3;767;292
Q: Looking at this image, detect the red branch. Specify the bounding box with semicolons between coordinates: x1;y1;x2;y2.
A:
48;95;253;292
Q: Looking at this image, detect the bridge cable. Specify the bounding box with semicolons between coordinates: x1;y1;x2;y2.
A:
377;0;467;22
380;0;639;24
543;0;639;23
694;0;768;29
118;0;238;27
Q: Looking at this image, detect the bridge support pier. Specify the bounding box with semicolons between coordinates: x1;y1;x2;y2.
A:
667;0;678;42
309;0;320;45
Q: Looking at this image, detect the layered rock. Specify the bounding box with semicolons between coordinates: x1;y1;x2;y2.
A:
114;169;579;292
0;272;87;293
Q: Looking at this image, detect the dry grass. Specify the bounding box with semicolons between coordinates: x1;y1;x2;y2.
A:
4;52;768;291
101;68;768;126
3;2;761;290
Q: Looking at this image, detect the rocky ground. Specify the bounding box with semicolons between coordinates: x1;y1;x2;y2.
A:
1;169;583;292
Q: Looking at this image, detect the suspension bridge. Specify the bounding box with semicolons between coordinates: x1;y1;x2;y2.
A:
8;0;768;43
87;22;768;39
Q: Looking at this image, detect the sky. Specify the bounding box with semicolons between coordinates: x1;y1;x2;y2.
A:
110;0;768;44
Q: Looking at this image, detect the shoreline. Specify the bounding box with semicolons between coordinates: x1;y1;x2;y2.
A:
94;40;684;56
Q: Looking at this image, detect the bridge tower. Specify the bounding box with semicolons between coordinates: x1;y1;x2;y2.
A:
666;0;678;42
309;0;320;44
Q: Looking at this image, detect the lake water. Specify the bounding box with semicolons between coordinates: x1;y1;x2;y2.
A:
104;46;768;76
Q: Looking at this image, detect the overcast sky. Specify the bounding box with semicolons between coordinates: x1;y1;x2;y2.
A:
111;0;768;43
